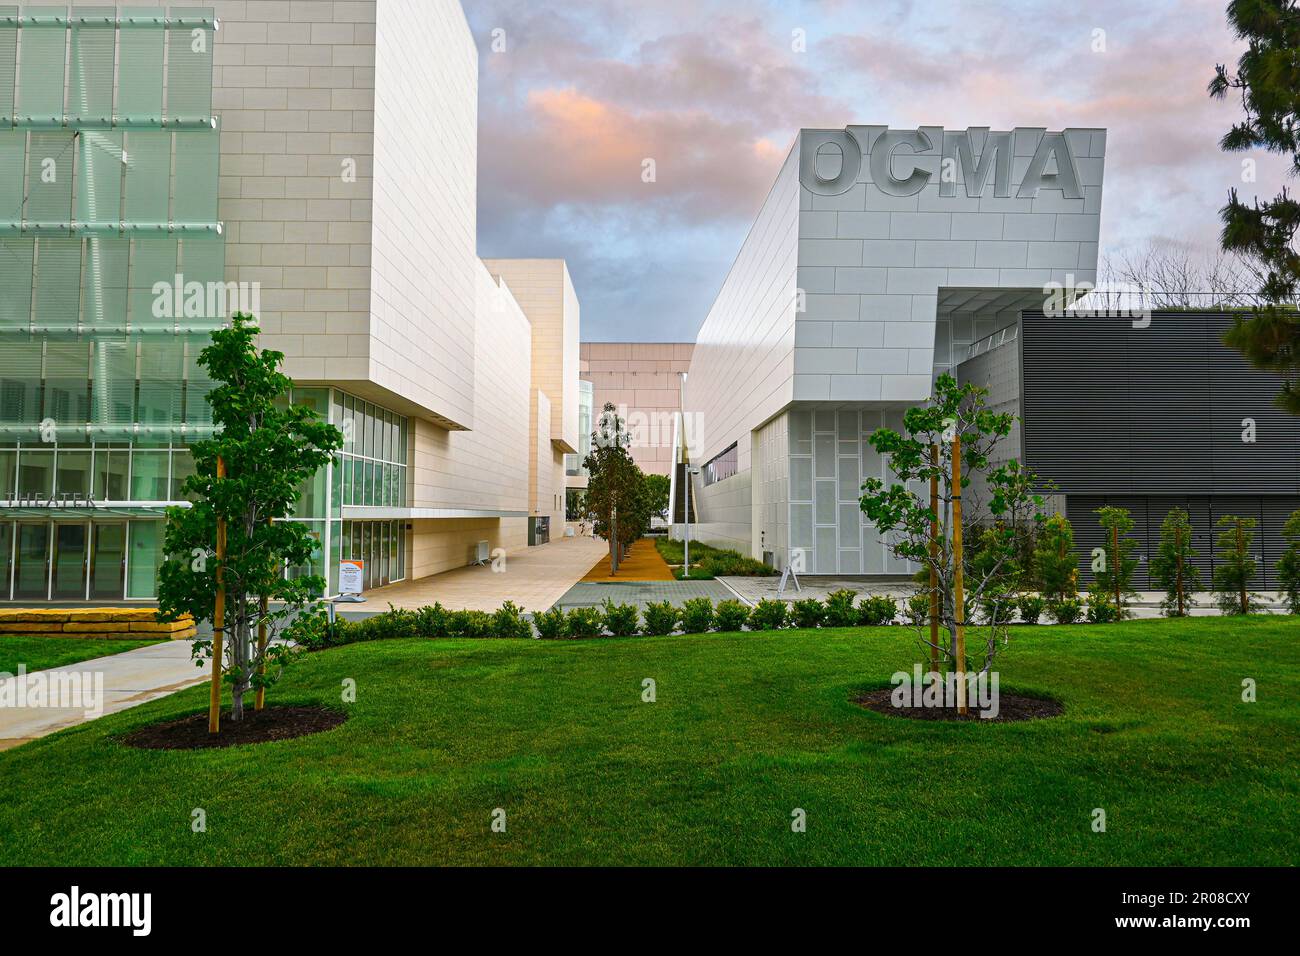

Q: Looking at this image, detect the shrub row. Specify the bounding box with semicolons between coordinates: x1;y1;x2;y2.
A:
302;587;1154;651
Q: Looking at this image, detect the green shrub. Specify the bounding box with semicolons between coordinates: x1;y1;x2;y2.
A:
905;593;930;627
641;600;678;636
713;599;750;632
1017;594;1046;625
1086;592;1121;624
491;601;533;640
1280;509;1300;614
447;609;493;638
679;597;715;634
566;606;605;639
978;590;1016;626
858;594;898;626
696;549;775;577
601;599;640;637
790;598;826;629
748;598;788;630
534;606;567;640
1048;596;1083;625
415;602;450;637
823;589;859;628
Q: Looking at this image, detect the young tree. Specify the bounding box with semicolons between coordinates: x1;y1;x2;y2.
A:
1033;513;1079;601
159;314;343;725
582;403;643;573
860;374;1052;701
1150;507;1202;617
1209;4;1300;413
1090;506;1140;618
1213;513;1262;614
1278;508;1300;613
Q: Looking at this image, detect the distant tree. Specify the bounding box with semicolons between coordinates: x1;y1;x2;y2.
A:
159;314;343;724
1209;1;1300;413
1278;508;1300;613
644;473;671;523
582;403;643;573
1033;513;1078;601
1091;506;1140;618
1213;514;1262;614
1150;507;1202;617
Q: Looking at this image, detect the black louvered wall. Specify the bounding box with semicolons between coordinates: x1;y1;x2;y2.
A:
1017;310;1300;588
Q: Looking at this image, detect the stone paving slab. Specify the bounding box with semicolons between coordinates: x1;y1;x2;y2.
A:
361;536;609;613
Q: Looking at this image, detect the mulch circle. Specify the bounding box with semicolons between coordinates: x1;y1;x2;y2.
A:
122;705;347;750
855;688;1063;723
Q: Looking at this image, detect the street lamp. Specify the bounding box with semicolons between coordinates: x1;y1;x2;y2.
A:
683;465;699;576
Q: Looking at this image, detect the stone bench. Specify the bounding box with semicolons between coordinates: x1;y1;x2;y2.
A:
0;608;196;640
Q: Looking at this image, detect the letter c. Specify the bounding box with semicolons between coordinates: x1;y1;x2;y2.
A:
870;129;933;197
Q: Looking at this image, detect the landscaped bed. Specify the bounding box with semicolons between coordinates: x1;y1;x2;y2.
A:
0;636;164;675
0;616;1295;865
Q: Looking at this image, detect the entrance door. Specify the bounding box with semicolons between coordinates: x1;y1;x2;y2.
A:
0;523;11;600
90;523;126;601
13;523;50;600
52;523;89;600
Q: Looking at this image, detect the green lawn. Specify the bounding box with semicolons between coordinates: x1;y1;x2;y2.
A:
0;617;1296;866
0;636;162;675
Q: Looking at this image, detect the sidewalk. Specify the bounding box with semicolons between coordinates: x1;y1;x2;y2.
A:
363;536;608;612
0;640;205;751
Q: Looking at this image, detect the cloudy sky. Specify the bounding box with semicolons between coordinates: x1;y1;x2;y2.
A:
462;0;1287;342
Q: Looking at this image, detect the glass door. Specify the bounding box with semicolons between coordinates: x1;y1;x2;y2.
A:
13;523;50;600
0;523;11;600
90;522;126;600
52;523;89;600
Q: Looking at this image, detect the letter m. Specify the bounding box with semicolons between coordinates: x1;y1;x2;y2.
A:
940;128;1012;198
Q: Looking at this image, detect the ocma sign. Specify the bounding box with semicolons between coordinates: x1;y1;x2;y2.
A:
799;126;1083;200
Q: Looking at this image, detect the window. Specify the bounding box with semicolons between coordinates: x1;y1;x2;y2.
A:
702;443;738;487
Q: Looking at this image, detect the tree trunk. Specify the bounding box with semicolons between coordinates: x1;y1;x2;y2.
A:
928;443;940;674
1175;527;1184;616
208;457;227;735
1236;522;1247;614
951;435;967;715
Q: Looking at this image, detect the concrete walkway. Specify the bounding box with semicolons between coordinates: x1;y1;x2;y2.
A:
0;640;205;751
363;536;608;612
554;579;737;611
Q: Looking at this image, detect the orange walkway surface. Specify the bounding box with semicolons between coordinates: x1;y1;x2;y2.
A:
582;537;676;582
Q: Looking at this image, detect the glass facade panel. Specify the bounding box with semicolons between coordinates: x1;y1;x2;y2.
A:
123;132;172;224
165;13;214;124
0;447;14;498
129;450;168;500
43;339;90;426
16;11;66;124
170;446;196;499
137;336;183;432
17;447;53;497
173;130;219;225
26;133;75;227
128;239;178;329
0;131;25;228
33;239;82;329
77;132;124;226
94;443;129;500
55;447;92;497
126;519;162;598
117;10;164;121
0;521;11;598
0;236;34;330
0;7;16;124
91;337;136;434
69;13;116;124
82;238;130;330
0;339;43;436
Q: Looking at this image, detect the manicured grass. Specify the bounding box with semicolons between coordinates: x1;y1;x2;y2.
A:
0;636;162;674
0;617;1296;865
